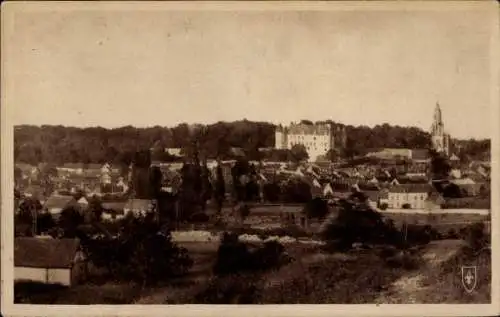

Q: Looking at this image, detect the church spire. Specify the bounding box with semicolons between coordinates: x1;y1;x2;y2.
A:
434;102;443;126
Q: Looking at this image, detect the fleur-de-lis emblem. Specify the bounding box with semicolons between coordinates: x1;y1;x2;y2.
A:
462;266;477;293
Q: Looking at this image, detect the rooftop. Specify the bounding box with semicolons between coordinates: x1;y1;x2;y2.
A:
15;237;81;269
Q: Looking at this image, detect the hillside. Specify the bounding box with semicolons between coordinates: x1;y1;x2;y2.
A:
14;122;489;165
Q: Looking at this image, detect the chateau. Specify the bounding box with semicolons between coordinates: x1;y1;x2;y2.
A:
430;103;451;156
275;121;347;162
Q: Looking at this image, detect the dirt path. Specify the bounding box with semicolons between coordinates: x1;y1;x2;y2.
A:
374;239;466;304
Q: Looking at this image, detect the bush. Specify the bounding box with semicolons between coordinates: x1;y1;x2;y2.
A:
405;224;432;246
85;215;193;286
463;222;489;252
446;228;459;240
321;200;400;250
402;203;411;209
194;273;261;304
385;251;421;270
304;197;329;220
213;233;288;276
379;203;388;210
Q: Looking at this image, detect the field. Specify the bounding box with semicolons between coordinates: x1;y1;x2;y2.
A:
380;212;490;235
15;237;490;304
15;204;491;304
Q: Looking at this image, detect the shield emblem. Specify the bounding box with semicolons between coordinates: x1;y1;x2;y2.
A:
461;266;477;293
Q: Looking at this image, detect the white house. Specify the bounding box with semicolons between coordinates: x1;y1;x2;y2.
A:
14;237;87;287
387;184;443;210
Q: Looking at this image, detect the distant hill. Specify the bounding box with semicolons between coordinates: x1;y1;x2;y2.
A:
13;122;489;165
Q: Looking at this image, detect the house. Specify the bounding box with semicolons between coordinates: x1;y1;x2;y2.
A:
450;169;462;179
76;196;89;210
101;163;111;175
387;184;442;210
123;199;157;217
449;153;460;163
58;163;85;175
450;177;481;197
101;201;127;221
165;148;183;157
14;237;87;287
323;182;352;200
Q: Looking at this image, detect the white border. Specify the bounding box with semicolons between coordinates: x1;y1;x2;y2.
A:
2;1;499;317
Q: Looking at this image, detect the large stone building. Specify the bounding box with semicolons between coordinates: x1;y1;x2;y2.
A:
430;103;451;156
275;121;346;162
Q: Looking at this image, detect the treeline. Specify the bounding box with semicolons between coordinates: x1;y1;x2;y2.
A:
14;121;489;164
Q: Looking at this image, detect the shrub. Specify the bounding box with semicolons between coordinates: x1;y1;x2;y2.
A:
463;222;489;252
213;233;288;276
303;197;329;220
194;273;260;304
377;245;398;259
402;203;411;209
405;224;432;246
446;228;459;240
85;216;193;286
385;251;421;270
321;199;400;250
379;203;388;210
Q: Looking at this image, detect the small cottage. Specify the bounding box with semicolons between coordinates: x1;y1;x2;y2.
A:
14;237;87;287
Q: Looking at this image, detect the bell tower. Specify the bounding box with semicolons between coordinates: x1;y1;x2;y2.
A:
430;102;450;156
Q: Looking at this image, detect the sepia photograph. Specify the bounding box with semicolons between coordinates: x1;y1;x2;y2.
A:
1;1;498;316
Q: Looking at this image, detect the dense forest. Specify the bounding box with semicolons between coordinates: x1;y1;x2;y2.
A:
14;121;490;165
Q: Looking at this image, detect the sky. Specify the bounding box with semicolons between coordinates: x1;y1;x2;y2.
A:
3;2;497;139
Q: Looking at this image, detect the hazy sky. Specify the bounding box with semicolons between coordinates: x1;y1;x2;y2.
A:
4;2;496;139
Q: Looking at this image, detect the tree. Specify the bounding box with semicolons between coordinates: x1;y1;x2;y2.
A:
88;196;104;222
58;205;85;238
325;149;340;162
262;182;281;202
429;149;451;180
85;214;193;286
290;144;308;162
282;179;312;203
320;198;400;250
303;197;329;220
213;164;226;214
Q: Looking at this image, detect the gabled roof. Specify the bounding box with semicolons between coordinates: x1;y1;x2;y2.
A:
450;178;476;186
389;183;434;193
393;177;429;185
15;237;81;269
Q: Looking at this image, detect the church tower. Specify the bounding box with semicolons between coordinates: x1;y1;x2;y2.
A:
430;103;450;156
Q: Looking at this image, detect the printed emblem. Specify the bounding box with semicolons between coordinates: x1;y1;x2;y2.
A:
461;266;477;293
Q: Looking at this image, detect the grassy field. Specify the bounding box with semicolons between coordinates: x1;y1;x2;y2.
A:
381;212;489;234
15;281;141;304
419;246;491;303
16;238;490;304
